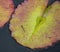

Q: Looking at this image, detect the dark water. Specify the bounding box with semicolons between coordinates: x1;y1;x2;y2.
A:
0;0;60;52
